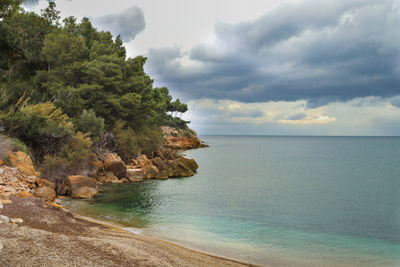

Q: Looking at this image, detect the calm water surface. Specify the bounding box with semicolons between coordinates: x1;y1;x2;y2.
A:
65;136;400;266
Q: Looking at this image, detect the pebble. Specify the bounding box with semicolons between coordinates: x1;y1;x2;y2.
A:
0;215;9;223
0;202;3;210
10;218;23;224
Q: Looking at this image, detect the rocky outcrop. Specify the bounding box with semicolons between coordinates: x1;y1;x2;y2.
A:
169;158;198;177
124;148;198;181
161;126;208;150
66;175;98;199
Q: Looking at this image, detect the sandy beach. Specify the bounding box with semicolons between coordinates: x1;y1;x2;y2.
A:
0;196;257;267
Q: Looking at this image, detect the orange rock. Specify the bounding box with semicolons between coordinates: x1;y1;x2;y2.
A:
0;159;6;165
35;178;56;189
16;191;34;198
67;175;98;199
7;151;36;176
104;160;126;178
34;186;56;202
90;160;103;172
48;202;63;210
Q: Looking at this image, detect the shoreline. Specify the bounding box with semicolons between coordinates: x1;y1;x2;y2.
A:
69;210;261;267
0;195;260;267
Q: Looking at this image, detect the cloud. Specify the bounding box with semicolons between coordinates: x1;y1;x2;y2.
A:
184;96;400;135
93;6;145;42
146;0;400;106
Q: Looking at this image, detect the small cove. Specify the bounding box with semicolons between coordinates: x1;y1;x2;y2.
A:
64;136;400;266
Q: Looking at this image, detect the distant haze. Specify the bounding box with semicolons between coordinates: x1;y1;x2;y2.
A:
28;0;400;136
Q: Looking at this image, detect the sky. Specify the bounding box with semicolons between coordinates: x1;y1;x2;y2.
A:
26;0;400;135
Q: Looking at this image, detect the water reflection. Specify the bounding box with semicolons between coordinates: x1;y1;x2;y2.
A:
65;180;161;227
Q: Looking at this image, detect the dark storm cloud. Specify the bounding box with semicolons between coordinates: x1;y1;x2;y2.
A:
147;0;400;105
93;6;145;42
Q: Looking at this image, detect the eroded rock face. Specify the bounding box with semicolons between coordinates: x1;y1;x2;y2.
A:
34;187;56;202
66;175;98;199
7;151;36;176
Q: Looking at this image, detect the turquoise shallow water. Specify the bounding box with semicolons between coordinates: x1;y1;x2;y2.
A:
64;136;400;266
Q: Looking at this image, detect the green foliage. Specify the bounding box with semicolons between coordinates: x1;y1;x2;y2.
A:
62;132;95;162
0;2;193;164
77;109;104;143
0;0;22;19
0;101;74;159
112;121;140;162
136;126;164;155
40;155;68;183
40;132;96;183
9;137;28;153
40;1;60;26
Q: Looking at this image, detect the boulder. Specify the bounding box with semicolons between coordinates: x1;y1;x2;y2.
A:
104;160;126;178
16;190;34;198
98;172;121;183
120;177;129;183
67;175;98;199
154;170;169;180
34;186;56;202
152;157;168;172
142;165;159;179
90;160;103;172
7;151;36;176
35;178;56;190
170;158;198;177
126;169;145;182
137;154;151;168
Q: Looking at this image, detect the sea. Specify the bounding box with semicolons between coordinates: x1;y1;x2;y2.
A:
64;136;400;266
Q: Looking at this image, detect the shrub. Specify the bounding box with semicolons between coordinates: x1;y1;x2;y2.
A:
1;102;74;160
113;121;140;162
77;109;104;143
63;131;96;162
40;155;69;183
136;126;163;155
40;132;97;183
